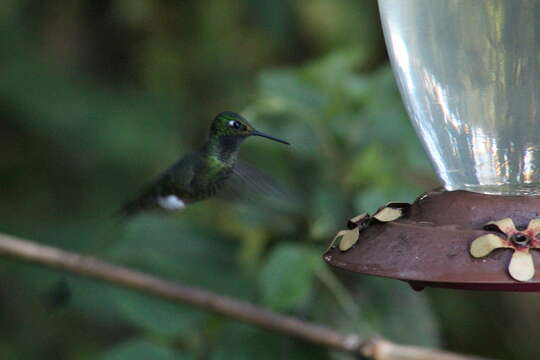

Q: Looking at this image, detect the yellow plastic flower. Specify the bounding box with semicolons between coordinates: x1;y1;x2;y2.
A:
470;218;540;281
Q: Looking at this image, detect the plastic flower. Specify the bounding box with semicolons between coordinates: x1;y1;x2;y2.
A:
328;213;370;252
329;203;411;253
372;202;410;222
470;218;540;281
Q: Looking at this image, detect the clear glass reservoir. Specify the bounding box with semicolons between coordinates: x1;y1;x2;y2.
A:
379;0;540;195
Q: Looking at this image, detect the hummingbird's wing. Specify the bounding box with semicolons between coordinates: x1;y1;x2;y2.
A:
220;160;300;208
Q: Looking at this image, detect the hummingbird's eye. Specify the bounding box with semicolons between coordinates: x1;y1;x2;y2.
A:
228;120;242;129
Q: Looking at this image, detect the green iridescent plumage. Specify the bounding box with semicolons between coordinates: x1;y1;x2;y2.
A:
121;111;290;216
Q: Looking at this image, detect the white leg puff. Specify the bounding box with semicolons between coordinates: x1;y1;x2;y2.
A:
157;195;186;211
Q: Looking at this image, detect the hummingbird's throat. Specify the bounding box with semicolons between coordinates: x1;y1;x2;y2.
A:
203;135;243;164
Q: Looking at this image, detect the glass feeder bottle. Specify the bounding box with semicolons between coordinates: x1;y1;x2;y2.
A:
379;0;540;195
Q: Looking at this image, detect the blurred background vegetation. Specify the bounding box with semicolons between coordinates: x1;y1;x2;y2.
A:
0;1;538;359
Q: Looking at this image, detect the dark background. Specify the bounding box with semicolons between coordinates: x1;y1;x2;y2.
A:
1;1;538;359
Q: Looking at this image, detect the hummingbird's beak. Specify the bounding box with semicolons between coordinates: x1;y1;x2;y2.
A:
251;130;290;145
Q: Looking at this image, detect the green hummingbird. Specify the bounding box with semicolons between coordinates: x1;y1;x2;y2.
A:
121;111;290;216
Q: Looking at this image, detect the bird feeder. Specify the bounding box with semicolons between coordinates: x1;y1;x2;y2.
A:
324;0;540;291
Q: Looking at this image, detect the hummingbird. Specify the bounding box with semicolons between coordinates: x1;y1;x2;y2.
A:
121;111;290;216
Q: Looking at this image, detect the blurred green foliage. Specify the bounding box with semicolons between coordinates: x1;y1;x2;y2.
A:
0;1;537;360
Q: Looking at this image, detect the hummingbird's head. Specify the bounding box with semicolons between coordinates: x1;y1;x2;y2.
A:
210;111;290;145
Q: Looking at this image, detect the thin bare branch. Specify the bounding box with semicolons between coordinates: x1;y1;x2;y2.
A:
0;233;494;360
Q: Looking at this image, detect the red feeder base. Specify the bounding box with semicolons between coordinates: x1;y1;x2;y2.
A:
323;188;540;291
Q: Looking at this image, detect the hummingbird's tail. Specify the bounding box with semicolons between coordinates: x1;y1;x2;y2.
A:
118;188;163;218
119;194;154;217
119;199;141;217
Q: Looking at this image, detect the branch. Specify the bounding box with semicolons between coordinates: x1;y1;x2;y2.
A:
0;233;492;360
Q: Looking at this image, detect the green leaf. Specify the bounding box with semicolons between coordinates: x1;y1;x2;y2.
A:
259;244;322;311
110;214;252;299
258;70;327;115
359;278;441;347
211;322;327;360
303;48;365;90
110;288;207;337
97;339;185;360
346;144;393;188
